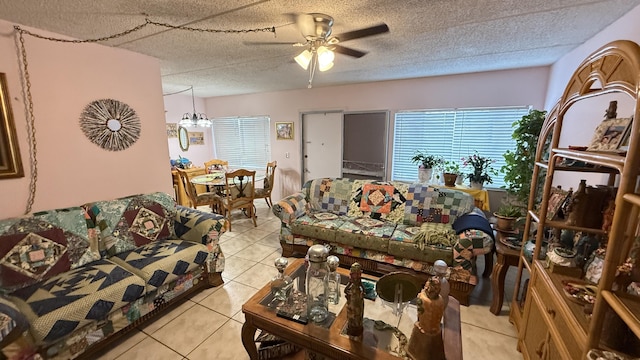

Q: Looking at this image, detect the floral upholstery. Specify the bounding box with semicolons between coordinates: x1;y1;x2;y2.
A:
274;178;492;287
0;192;226;359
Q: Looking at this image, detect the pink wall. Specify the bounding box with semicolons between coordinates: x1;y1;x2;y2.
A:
0;20;172;219
198;67;550;199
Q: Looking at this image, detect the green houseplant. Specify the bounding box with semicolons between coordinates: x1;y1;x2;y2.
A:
461;152;498;188
441;160;461;186
502;109;547;205
494;203;523;231
411;150;443;183
411;150;443;169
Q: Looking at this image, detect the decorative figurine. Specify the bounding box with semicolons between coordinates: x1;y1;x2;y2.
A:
306;245;330;323
407;277;446;360
269;257;293;307
344;263;364;338
326;255;341;305
433;260;450;308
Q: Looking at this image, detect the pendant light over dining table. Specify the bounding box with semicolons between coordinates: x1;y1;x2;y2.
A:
178;86;212;127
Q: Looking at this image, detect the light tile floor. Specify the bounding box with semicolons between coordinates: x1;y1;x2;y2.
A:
96;202;523;359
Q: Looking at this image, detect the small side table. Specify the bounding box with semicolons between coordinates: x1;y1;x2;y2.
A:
490;231;520;315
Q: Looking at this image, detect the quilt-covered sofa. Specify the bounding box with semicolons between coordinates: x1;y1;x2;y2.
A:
0;192;226;359
273;178;494;305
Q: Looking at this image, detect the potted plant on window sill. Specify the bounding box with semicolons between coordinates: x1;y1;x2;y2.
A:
411;150;443;183
462;152;498;189
441;160;461;187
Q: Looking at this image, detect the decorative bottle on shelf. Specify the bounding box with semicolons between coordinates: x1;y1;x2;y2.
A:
326;255;341;305
269;257;293;306
433;260;450;308
344;263;364;338
305;245;330;323
566;179;587;226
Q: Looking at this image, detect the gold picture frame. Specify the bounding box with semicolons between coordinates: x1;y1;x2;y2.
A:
275;122;294;140
586;117;632;152
178;126;189;151
0;73;24;179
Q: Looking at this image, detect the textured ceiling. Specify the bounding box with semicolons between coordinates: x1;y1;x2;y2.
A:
1;0;639;97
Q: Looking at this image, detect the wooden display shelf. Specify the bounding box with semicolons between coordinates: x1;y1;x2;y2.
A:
535;161;620;174
526;209;606;235
552;148;625;172
540;261;591;335
601;290;640;339
623;193;640;207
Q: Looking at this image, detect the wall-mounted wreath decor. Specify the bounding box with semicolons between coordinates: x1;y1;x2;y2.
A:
79;99;141;151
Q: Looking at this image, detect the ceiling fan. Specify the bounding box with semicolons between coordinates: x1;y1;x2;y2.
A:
246;13;390;87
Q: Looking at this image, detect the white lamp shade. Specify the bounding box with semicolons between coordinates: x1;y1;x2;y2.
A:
294;50;313;70
317;46;335;72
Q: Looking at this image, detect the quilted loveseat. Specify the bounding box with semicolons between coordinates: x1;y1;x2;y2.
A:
273;178;494;305
0;192;226;359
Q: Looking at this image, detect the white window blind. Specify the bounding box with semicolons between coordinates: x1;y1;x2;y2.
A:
392;106;531;188
212;116;271;169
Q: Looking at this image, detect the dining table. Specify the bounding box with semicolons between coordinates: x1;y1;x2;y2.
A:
190;170;266;196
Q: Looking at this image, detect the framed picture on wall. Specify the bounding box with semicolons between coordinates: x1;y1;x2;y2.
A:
275;122;293;140
166;123;178;138
188;131;204;145
0;73;24;179
586;117;632;152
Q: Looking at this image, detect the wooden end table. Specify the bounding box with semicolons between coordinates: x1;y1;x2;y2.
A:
241;258;462;360
489;231;521;315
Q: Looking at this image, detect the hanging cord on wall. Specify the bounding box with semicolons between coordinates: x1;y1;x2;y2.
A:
16;31;37;214
12;19;276;214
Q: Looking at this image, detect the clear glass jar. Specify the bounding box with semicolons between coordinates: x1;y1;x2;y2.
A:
270;257;293;306
326;255;341;305
434;259;450;308
306;245;330;323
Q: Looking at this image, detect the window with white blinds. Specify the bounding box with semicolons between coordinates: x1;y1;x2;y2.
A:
211;116;271;170
392;106;531;188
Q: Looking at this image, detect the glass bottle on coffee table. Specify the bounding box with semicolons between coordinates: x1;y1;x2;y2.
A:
306;245;330;323
269;257;293;307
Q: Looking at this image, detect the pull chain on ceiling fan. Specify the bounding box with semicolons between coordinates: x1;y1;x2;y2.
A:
245;13;389;88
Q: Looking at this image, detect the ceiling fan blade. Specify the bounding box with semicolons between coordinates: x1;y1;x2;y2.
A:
333;23;389;42
243;41;305;47
333;45;367;58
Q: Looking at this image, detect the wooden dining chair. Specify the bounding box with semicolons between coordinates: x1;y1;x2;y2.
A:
254;161;277;208
220;169;257;231
204;159;229;173
175;168;223;213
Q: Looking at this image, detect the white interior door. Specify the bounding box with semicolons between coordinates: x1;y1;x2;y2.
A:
302;112;343;182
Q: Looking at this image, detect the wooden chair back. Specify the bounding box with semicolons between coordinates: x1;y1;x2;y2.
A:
204;159;229;173
175;167;207;207
255;161;277;207
222;169;257;230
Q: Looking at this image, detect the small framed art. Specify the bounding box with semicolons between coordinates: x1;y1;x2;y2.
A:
546;187;569;221
586;117;632;152
275;122;293;140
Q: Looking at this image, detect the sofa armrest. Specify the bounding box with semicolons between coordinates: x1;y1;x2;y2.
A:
272;192;308;224
0;296;29;348
174;206;227;275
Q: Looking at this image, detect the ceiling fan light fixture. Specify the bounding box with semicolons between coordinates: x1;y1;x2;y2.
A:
295;49;313;70
317;46;335;71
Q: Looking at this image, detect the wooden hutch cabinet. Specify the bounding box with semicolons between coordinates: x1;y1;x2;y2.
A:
509;40;640;359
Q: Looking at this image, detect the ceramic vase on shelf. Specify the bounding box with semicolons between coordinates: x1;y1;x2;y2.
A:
418;167;433;183
470;181;484;190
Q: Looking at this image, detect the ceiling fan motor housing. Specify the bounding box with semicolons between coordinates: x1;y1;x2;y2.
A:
306;13;334;40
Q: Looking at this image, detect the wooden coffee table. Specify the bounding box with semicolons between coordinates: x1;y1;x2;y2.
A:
241;258;462;360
